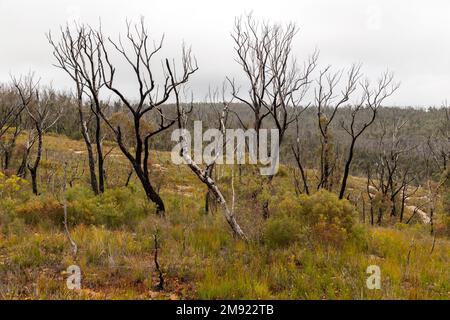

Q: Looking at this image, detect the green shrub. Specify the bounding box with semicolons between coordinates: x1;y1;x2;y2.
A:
0;172;28;197
263;190;357;248
66;186;153;228
13;186;153;229
15;195;63;225
263;216;302;248
298;190;356;247
9;233;65;268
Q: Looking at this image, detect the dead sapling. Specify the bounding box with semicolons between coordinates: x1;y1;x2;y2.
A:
153;229;164;291
62;162;78;257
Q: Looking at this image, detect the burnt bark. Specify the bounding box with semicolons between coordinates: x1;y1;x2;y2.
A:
28;128;42;195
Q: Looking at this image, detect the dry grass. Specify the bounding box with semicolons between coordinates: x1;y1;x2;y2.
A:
0;133;448;299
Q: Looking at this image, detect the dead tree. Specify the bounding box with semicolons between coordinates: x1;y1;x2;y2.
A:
338;71;399;199
62;162;78;257
10;74;37;178
366;166;376;225
48;24;106;194
315;64;361;191
229;14;316;218
1;81;33;174
427;102;450;173
230;14;317;148
0;115;22;170
14;76;62;195
228;14;274;146
16;129;36;178
153;228;164;291
95;19;197;215
399;171;419;223
368;115;419;224
26;89;62;195
170;61;247;240
0;83;28;141
421;142;449;233
203;84;234;214
291;116;310;195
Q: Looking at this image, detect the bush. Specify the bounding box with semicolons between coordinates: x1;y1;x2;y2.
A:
263;190;357;248
66;186;153;228
263;216;302;248
13;186;153;229
298;190;356;247
15;195;63;225
9;233;65;268
0;172;27;197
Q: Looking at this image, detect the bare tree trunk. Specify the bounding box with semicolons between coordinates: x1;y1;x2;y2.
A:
1;125;20;170
377;207;383;225
291;145;310;195
204;164;215;214
370;201;374;226
28;129;42;195
362;196;366;224
62;164;77;257
339;140;355;199
173;81;247;240
184;155;247;240
17;149;29;178
322;132;331;190
262;175;274;219
124;167;133;187
400;187;406;223
2;150;10;170
94;112;105;193
79;112;99;195
153;230;164;291
117;137;166;215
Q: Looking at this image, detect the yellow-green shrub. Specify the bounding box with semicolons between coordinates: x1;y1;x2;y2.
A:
298;190;356;247
263;216;302;248
0;172;27;197
15;195;63;225
66;186;152;228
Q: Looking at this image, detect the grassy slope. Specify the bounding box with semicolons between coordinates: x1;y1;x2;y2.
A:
0;133;448;299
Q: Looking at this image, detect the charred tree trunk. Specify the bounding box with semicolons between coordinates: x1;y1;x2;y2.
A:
400;186;407;223
291;144;310;195
2;150;10;170
28;129;42;195
79;115;99;195
322;131;331;190
117;137;165;215
124;167;133;187
94;111;105;193
370;202;374;226
17;150;29;178
339;140;356;199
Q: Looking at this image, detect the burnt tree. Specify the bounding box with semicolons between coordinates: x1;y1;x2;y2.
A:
96;19;197;215
48;24;106;194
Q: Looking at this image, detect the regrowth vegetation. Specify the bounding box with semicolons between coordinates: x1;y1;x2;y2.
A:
0;14;448;299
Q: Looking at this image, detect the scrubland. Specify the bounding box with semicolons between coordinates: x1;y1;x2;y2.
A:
0;133;448;300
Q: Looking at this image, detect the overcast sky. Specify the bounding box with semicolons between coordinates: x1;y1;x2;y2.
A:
1;0;449;106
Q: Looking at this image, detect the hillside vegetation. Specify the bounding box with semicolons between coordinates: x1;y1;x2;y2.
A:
0;133;448;299
1;15;449;301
